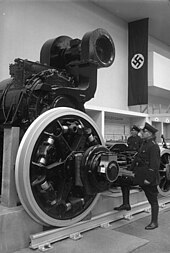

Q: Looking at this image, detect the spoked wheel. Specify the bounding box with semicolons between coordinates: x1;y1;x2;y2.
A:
15;107;105;227
158;148;170;196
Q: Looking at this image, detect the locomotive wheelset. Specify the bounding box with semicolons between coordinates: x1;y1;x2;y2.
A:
0;28;169;227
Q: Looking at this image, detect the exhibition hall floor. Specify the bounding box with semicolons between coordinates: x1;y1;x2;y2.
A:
14;207;170;253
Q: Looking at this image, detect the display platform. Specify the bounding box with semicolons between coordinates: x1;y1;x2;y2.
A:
13;198;170;253
0;205;43;253
13;227;149;253
0;187;145;253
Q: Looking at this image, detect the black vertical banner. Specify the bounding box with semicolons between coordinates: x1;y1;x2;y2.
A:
128;18;148;106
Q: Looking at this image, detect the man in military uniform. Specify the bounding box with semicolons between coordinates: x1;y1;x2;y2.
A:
114;125;142;211
132;122;160;230
114;122;160;230
127;125;142;151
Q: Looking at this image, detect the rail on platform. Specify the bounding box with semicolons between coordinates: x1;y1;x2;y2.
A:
30;196;170;251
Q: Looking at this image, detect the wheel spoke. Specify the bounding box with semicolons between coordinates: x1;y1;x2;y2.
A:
46;160;65;170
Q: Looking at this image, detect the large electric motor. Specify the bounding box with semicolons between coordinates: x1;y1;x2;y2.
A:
0;28;119;227
1;28;170;228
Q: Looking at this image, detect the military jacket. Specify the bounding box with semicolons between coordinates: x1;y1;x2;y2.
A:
127;135;142;151
131;137;160;185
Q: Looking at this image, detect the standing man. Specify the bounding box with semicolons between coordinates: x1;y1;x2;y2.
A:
133;122;160;230
114;125;142;211
127;125;142;151
114;122;160;230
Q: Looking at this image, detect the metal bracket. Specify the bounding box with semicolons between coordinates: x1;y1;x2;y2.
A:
144;207;151;213
123;214;133;220
160;203;166;208
100;222;112;228
38;243;53;252
69;232;83;240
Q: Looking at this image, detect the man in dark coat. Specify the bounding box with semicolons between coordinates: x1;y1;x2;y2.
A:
132;122;160;229
114;122;160;230
114;125;142;211
127;125;142;151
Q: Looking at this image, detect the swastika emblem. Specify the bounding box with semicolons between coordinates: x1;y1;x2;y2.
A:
131;53;144;69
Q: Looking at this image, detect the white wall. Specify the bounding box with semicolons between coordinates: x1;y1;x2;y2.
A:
148;35;170;114
148;36;170;88
0;0;128;110
149;52;170;90
149;36;170;58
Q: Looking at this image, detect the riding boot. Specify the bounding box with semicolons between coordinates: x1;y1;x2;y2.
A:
114;186;131;211
145;204;159;230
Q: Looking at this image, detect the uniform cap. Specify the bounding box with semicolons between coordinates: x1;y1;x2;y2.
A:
143;122;158;134
131;125;140;132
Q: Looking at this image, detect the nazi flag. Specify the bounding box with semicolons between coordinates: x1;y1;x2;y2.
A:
128;18;149;106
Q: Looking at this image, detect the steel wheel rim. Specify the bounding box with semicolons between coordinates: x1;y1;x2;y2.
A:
158;148;170;196
15;107;104;226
